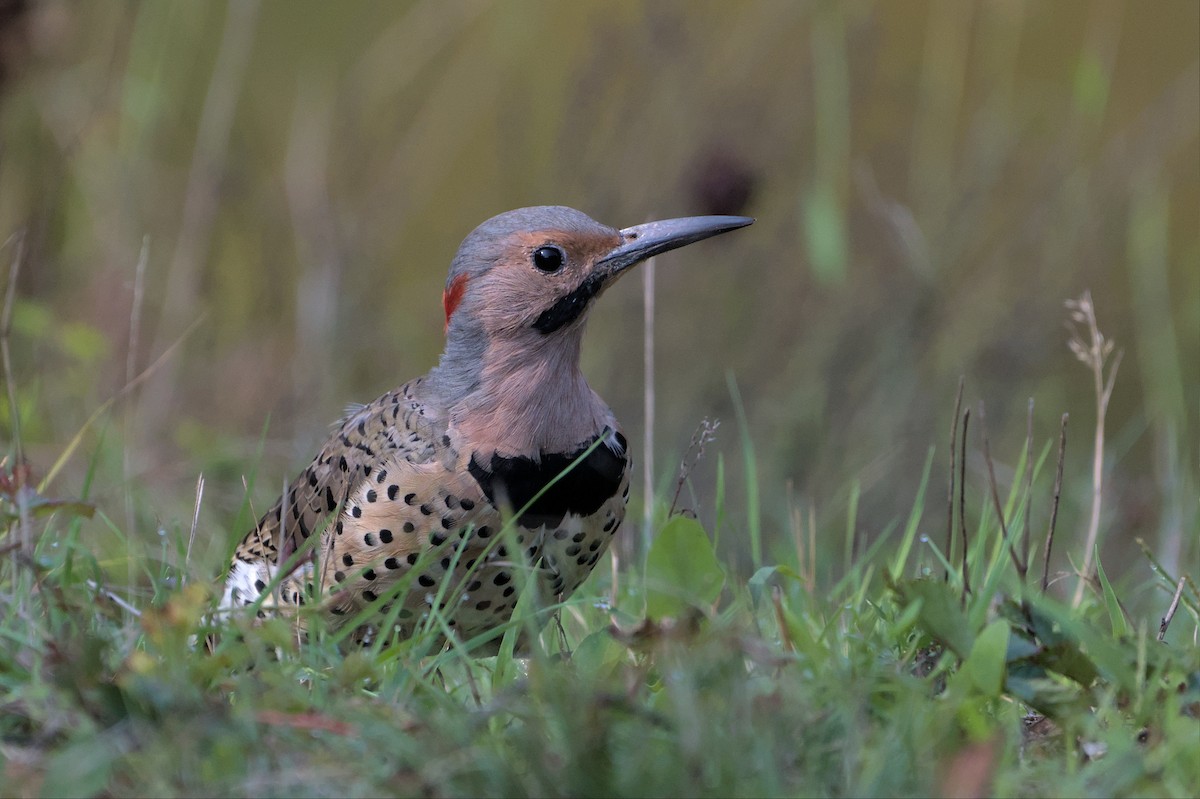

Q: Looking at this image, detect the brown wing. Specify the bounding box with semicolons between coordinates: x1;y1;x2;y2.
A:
231;377;445;571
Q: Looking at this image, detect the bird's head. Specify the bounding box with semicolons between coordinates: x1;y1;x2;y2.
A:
440;205;753;345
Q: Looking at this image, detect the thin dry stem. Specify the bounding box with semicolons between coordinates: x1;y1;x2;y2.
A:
959;408;971;599
2;232;25;468
123;236;149;536
642;253;656;551
2;233;27;559
186;473;205;583
1157;576;1187;642
38;313;207;493
1042;413;1069;592
979;402;1026;580
1023;398;1034;572
1066;290;1122;606
667;417;719;517
87;579;142;618
946;376;964;581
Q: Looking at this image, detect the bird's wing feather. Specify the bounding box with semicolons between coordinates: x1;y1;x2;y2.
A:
231;378;445;570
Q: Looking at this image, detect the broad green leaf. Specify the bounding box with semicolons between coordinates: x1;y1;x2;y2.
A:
962;619;1009;697
40;736;120;799
891;578;975;659
645;516;725;619
1095;548;1129;638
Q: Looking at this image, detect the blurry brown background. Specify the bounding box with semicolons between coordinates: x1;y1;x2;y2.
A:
1;1;1196;596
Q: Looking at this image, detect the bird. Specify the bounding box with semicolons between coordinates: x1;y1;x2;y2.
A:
220;205;753;651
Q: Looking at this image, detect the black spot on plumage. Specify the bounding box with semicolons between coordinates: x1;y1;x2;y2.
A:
441;516;455;530
431;532;446;546
338;455;349;472
468;428;627;526
363;569;376;581
603;517;618;532
325;487;337;511
502;586;515;597
307;472;318;487
363;589;377;602
477;526;492;539
468;580;482;592
553;529;568;540
476;600;491;610
376;469;387;484
566;544;581;556
404;493;417;505
419;504;434;516
406;553;419;565
460;497;475;511
254;579;266;592
572;532;586;543
403;522;415;533
342;554;354;567
388;485;399;501
444;495;458;509
379;529;393;544
385;557;400;570
363;533;375;546
589;540;601;551
351;505;362;518
493;572;511;586
366;489;377;503
440;557;451;570
334;571;346;583
418;574;435;587
576;555;589;566
336;520;344;535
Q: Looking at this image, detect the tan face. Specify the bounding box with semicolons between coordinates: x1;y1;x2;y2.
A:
453;227;625;338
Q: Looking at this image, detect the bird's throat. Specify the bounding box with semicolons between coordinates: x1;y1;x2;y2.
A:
449;330;613;459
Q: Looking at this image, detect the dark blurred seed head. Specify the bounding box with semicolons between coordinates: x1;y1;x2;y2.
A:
688;146;757;217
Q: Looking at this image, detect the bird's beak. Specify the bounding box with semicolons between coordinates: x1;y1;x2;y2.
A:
596;215;754;279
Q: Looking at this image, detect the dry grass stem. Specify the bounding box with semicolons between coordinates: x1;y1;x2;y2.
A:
2;233;27;559
186;473;205;583
667;417;719;517
1066;290;1123;606
1157;576;1187;642
1042;414;1069;592
642;254;656;549
959;408;971;599
86;579;142;618
979;402;1027;580
946;376;964;581
1023;398;1034;572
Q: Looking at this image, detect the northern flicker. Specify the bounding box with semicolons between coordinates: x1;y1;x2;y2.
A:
221;206;752;650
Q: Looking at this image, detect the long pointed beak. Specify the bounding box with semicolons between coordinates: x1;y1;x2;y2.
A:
597;215;754;277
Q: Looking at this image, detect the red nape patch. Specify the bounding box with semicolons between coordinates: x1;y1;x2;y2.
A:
442;273;468;333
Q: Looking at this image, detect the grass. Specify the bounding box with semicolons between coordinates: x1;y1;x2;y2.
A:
1;361;1198;797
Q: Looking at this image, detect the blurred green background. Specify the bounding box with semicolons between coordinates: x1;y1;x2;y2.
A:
1;1;1196;595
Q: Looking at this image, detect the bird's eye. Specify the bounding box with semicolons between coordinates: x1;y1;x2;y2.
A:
532;245;565;273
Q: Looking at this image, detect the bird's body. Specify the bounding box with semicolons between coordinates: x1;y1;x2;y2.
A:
221;206;751;650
